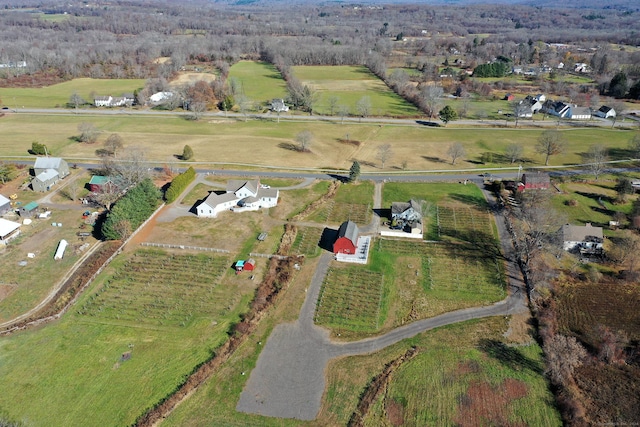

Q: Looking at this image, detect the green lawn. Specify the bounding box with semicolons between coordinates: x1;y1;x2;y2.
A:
292;65;421;117
383;182;488;209
0;78;145;108
227;61;288;108
0;249;254;426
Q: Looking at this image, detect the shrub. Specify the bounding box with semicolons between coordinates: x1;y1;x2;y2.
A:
164;166;196;203
182;145;194;161
29;141;48;155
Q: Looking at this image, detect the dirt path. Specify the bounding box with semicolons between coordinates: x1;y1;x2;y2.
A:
237;183;528;421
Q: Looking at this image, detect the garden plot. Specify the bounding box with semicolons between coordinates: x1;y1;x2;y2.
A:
78;250;229;327
289;226;322;257
308;200;371;225
434;205;494;242
315;267;384;332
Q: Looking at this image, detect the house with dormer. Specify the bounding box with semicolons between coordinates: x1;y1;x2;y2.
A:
196;179;279;218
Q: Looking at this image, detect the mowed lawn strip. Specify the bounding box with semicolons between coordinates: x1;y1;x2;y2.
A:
0;78;145;108
0;249;255;426
0;113;636;171
292;65;421;117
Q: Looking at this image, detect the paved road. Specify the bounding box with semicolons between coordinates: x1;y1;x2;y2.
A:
7;107;636;129
237;183;528;420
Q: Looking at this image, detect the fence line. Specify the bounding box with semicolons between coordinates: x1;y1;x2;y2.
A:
249;252;290;260
141;242;230;253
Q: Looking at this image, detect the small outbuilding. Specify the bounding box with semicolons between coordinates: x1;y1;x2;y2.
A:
594;105;616;119
0;218;21;245
88;175;115;193
333;220;359;255
20;201;39;217
244;258;256;271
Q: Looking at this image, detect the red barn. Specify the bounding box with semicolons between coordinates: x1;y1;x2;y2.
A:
333;220;359;254
520;172;550;191
88;175;115;193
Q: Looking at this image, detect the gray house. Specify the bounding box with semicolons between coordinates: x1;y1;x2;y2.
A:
33;157;69;178
391;200;423;223
32;169;60;192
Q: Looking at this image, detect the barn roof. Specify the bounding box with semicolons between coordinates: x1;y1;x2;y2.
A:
89;175;111;185
34;157;64;170
0;194;10;206
337;220;359;244
522;172;550;184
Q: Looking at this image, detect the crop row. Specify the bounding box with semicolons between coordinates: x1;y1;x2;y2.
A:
78;250;230;327
315;268;384;331
290;226;322;256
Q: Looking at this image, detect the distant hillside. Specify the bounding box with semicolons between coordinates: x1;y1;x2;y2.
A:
221;0;639;9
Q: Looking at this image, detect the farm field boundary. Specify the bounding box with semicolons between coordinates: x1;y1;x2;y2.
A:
141;242;230;253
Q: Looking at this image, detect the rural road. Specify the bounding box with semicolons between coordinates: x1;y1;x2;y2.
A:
6;107;636;129
237;183;528;420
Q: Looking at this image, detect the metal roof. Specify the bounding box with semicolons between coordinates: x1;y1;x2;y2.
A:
34;157;64;169
0;218;20;238
337;220;359;243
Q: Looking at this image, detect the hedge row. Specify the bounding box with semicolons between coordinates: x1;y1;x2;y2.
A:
101;178;162;240
164;166;196;203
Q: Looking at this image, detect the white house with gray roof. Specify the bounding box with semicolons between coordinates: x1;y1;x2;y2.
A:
33;157;69;178
196;179;279;218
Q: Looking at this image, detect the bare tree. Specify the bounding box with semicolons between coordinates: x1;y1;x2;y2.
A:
69;92;84;110
78;122;99;144
327;95;339;116
104;133;124;158
447;143;465;165
505;143;523;164
90;184;121;210
536;130;565;166
610;101;626;128
189;101;207;120
295;130;314;152
107;146;150;187
338;104;350;124
583;144;608;180
512;101;530;128
355;96;372;121
61;179;80;202
420;84;444;118
235;94;251;122
376;144;393;168
628;132;640;158
545;334;587;384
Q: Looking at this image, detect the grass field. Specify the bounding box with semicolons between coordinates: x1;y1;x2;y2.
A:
0;78;145;108
306;180;373;225
292;65;421;117
550;177;639;230
0;113;637;172
227;61;288;107
0;248;255;426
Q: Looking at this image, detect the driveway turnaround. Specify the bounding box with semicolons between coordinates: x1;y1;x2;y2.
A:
237;185;527;420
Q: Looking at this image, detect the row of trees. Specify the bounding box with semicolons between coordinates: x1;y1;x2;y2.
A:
101;178;161;240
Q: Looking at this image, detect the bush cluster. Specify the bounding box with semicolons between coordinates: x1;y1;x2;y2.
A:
101;179;161;240
164;167;196;203
472;61;510;78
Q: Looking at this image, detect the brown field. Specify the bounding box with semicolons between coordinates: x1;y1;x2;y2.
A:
170;72;216;87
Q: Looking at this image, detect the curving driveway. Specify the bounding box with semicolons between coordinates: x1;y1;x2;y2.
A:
237;184;528;420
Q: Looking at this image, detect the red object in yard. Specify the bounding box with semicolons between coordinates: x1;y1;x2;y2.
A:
333;220;359;254
244;259;256;271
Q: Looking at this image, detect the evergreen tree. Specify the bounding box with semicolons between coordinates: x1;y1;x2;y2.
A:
438;105;458;126
182;145;194;160
349;161;361;183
